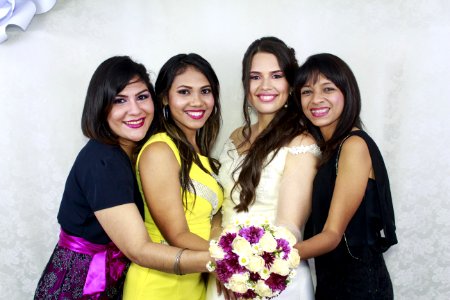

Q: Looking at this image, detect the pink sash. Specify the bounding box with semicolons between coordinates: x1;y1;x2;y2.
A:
58;229;128;298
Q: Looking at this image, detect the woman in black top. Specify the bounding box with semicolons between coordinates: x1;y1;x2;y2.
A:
294;53;397;299
35;56;212;299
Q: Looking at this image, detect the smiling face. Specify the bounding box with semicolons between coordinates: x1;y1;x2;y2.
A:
300;74;345;140
248;52;290;121
107;76;154;154
167;66;214;140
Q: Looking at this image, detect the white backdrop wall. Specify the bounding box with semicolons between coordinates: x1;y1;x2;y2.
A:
1;0;449;299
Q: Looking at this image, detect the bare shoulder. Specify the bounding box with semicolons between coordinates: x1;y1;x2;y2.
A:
340;134;369;157
139;141;177;166
338;134;372;175
288;132;317;147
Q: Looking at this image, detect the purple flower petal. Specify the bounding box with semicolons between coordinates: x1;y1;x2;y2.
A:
239;225;264;244
218;232;237;252
276;238;291;259
265;273;288;292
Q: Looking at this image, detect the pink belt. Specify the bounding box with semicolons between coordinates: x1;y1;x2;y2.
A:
58;229;128;298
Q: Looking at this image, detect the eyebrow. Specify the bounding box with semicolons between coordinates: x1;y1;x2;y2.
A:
250;70;283;74
115;88;149;97
176;85;211;89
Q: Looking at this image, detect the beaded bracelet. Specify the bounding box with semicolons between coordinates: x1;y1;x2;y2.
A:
174;248;186;275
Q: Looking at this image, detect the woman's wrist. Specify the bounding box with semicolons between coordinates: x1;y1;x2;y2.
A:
180;250;211;273
173;248;186;275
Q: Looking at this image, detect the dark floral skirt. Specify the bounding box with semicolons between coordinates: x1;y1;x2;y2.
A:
34;245;128;300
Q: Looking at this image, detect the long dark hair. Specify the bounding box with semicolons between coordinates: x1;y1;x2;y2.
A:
233;37;307;212
154;53;221;209
295;53;363;165
81;56;157;157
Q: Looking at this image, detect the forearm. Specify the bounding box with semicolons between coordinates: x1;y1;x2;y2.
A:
94;204;209;274
295;230;341;260
179;249;211;274
131;242;210;274
167;231;210;251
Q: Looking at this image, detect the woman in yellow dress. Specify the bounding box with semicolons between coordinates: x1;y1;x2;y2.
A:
123;53;223;300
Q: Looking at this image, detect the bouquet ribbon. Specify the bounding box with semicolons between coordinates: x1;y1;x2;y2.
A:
58;229;128;298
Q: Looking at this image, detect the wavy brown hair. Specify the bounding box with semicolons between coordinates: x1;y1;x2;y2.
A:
233;37;308;212
154;53;221;210
295;53;363;165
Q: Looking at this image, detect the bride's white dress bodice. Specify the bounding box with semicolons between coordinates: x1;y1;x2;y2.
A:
206;139;320;300
220;139;320;229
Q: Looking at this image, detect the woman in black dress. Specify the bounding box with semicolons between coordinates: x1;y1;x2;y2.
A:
294;53;397;299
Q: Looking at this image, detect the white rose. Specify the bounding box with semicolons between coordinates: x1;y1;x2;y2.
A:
209;240;225;259
288;248;300;268
246;255;265;273
255;280;273;297
271;258;290;276
227;273;249;293
258;232;277;252
232;237;253;257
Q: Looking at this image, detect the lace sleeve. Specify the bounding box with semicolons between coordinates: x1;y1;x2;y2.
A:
288;144;321;157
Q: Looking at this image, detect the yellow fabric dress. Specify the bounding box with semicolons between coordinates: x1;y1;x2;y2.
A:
123;132;223;300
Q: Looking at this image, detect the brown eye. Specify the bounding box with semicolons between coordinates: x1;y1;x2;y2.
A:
201;88;212;94
137;93;150;101
113;98;126;104
177;89;190;95
301;89;312;96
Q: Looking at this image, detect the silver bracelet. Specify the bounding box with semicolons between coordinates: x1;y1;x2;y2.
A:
174;248;186;275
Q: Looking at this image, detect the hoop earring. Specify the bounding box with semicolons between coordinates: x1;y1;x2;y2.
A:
163;105;169;119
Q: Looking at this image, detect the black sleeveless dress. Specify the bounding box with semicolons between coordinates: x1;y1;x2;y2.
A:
305;130;397;300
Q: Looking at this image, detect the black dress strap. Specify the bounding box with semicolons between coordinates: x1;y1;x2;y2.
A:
337;130;398;252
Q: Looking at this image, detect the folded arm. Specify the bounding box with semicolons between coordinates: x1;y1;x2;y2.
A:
295;135;372;259
95;204;210;274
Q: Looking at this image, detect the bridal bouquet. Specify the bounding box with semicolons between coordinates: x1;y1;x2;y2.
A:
207;216;300;299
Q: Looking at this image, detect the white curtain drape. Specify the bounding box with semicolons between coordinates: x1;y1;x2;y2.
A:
1;1;449;299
